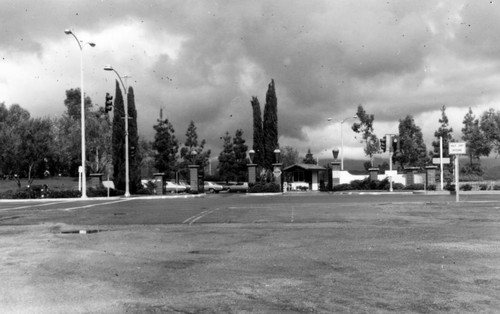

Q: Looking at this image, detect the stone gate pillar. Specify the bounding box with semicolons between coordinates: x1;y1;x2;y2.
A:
247;164;257;185
368;168;379;181
404;167;420;186
154;173;165;195
189;165;200;193
425;166;437;188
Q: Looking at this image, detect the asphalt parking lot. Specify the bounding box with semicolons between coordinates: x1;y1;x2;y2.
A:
1;194;499;313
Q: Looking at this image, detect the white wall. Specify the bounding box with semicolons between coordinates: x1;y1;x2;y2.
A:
334;170;426;186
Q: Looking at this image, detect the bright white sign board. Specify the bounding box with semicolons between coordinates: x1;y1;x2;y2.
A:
449;142;466;155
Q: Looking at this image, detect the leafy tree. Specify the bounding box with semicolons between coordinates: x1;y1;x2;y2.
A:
0;103;31;177
462;108;490;172
250;96;264;168
152;109;179;177
217;131;235;182
232;129;248;182
393;115;429;168
281;146;299;169
352;105;379;166
86;104;112;175
63;88;92;120
139;136;155;179
180;121;211;176
262;79;279;170
16;118;54;187
302;148;317;165
479;108;500;156
112;80;126;190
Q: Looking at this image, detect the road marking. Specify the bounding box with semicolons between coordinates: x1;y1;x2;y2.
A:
61;199;134;211
0;200;76;211
291;206;295;223
183;208;220;225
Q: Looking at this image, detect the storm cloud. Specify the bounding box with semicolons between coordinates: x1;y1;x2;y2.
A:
1;0;499;159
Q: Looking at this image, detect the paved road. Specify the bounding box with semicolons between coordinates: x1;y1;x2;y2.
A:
1;192;500;313
1;192;499;227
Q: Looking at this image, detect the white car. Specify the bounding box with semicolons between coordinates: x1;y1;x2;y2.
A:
204;181;224;193
164;181;187;193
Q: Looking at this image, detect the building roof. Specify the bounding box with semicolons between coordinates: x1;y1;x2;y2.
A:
283;163;327;171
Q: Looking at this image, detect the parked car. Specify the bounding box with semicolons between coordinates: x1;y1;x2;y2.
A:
164;181;187;193
228;182;249;193
204;181;224;193
178;181;191;192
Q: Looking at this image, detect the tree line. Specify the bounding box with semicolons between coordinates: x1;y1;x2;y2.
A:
351;104;500;179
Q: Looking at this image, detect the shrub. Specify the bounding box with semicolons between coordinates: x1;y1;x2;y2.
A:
479;184;488;191
493;185;500;190
332;183;353;191
426;184;436;191
248;182;281;193
460;184;473;191
87;187;123;197
393;183;405;190
404;184;424;190
444;183;455;192
47;190;81;198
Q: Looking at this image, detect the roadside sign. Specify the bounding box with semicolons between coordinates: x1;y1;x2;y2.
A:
433;157;450;164
449;142;466;155
273;169;282;177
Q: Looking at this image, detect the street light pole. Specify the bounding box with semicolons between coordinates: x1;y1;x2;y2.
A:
104;65;130;197
328;115;358;171
65;29;95;199
340;116;359;171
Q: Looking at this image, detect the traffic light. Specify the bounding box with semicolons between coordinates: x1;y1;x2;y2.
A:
380;137;387;152
392;136;400;153
130;146;136;158
105;93;113;113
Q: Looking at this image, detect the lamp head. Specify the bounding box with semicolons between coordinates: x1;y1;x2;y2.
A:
64;29;72;35
273;148;281;163
248;149;255;163
103;65;114;71
88;42;96;47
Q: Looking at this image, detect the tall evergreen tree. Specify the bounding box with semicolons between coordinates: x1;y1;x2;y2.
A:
262;79;278;170
250;96;264;167
180;121;211;176
431;105;454;157
393;115;428;168
217;131;234;182
233;129;248;182
302;148;317;165
152;109;179;177
112;80;126;190
127;86;141;193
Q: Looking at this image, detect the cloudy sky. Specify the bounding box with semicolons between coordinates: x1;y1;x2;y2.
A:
1;0;500;161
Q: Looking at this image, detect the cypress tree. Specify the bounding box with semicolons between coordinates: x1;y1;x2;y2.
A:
127;86;140;193
112;80;125;191
250;96;264;167
262;79;278;170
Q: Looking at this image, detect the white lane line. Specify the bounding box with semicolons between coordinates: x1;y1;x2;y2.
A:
0;200;76;211
183;208;220;225
61;199;134;211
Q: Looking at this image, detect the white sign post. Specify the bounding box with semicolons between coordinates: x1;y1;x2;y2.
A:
449;142;466;202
